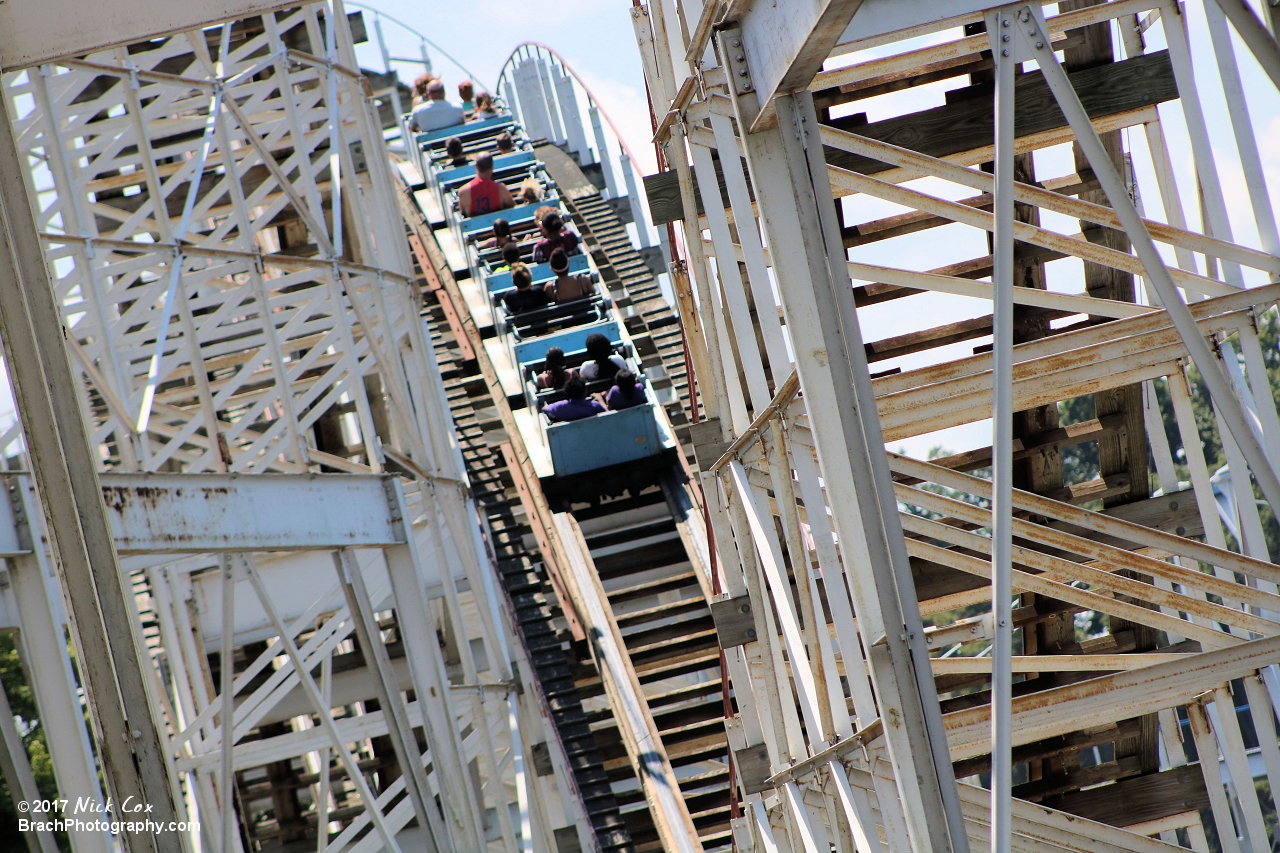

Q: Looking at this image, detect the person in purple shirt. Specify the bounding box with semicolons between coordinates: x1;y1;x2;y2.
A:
606;369;645;410
532;211;581;263
544;377;605;422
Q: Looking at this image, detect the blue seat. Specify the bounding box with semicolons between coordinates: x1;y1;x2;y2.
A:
543;398;662;476
460;197;557;237
416;115;513;147
513;319;621;367
485;254;590;293
435;151;537;188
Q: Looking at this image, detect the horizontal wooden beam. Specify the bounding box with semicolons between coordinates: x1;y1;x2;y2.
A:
96;473;403;553
0;0;300;69
943;634;1280;761
814;54;994;111
1039;765;1210;829
643;49;1175;225
823;48;1176;171
952;718;1143;781
854;245;1067;307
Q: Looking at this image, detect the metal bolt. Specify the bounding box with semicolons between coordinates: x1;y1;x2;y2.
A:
1002;34;1010;42
732;39;741;48
1002;18;1010;27
1169;500;1178;510
1028;27;1038;36
1035;41;1045;49
1176;526;1187;536
1002;49;1010;56
735;53;745;62
738;69;748;77
740;603;750;614
746;628;757;639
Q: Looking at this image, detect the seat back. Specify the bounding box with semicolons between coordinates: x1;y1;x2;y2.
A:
460;196;557;237
512;318;621;367
416;115;512;147
485;254;590;293
544;399;661;476
435;151;537;188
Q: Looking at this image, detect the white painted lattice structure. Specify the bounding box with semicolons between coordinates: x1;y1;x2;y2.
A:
4;4;416;475
0;4;586;853
631;0;1280;851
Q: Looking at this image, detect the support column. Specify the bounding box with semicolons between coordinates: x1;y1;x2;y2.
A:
0;671;58;853
725;74;968;852
987;10;1017;852
0;66;182;853
6;475;111;853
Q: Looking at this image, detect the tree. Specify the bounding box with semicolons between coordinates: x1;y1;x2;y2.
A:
0;632;67;853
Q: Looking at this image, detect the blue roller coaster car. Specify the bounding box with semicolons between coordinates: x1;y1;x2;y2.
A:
513;320;663;476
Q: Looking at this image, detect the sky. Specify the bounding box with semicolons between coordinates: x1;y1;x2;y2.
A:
3;1;1279;463
341;0;1280;461
345;0;662;175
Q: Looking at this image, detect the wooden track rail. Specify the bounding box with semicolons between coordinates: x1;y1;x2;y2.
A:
397;152;734;852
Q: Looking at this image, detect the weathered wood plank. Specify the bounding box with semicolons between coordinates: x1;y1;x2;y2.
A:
1038;765;1210;828
643;50;1176;225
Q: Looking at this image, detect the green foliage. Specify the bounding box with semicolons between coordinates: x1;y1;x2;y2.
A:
0;632;67;852
1157;309;1280;560
1057;395;1100;486
896;445;991;524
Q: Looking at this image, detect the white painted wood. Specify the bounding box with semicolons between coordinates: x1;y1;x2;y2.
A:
0;0;298;68
727;0;868;128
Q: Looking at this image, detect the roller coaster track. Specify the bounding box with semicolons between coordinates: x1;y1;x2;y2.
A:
395;148;733;852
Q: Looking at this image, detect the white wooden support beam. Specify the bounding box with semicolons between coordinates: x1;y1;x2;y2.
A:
0;61;184;853
382;475;487;851
1011;3;1280;514
943;634;1280;761
236;553;405;853
986;10;1018;851
0;673;58;853
333;548;447;853
218;554;236;853
0;0;300;69
97;474;404;553
2;476;111;853
718;0;868;131
1210;0;1280;94
721;63;968;848
1186;701;1242;853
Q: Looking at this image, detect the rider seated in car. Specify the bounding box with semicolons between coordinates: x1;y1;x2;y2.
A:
606;369;645;410
578;332;625;381
459;153;514;217
543;376;605;422
547;248;592;302
532;211;580;262
501;264;549;314
536;347;577;390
